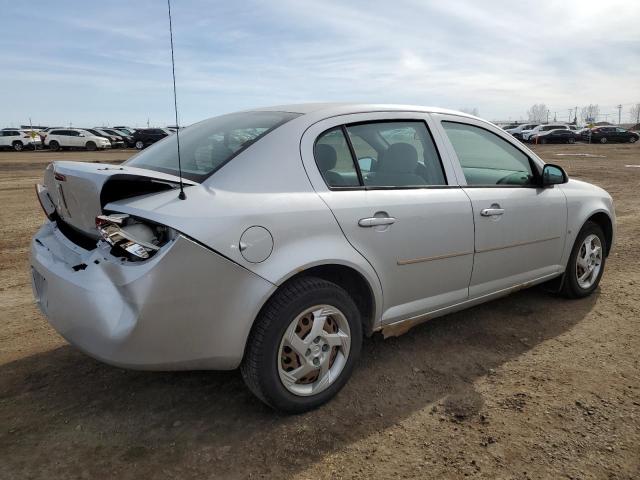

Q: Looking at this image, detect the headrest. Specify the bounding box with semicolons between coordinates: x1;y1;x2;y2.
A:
315;144;337;171
380;143;418;173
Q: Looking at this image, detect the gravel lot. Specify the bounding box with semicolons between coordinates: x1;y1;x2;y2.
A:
1;143;639;479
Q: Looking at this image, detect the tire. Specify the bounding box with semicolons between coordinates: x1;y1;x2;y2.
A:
560;221;606;299
135;140;144;149
599;137;607;144
49;140;60;151
86;141;97;151
539;138;547;144
568;137;576;144
12;141;24;152
630;136;637;144
241;276;362;413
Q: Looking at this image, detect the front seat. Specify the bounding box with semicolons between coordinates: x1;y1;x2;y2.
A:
315;144;344;186
369;143;424;186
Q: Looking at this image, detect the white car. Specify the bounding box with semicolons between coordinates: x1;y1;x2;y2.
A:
504;123;539;140
44;128;111;151
522;124;570;142
31;103;615;412
0;129;41;151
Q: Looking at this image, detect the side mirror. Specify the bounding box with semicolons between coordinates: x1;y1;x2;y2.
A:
541;164;568;186
78;133;85;137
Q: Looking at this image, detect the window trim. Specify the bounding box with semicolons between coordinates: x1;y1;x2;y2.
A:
313;119;450;191
441;120;542;188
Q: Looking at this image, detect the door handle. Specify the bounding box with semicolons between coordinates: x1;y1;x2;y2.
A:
480;208;505;216
358;216;396;227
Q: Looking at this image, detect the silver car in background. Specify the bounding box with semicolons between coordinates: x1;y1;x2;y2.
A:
31;104;615;412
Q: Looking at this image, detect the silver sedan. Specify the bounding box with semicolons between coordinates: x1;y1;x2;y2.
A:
31;103;615;412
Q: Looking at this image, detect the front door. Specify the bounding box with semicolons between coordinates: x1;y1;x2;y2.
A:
301;114;475;324
437;117;567;297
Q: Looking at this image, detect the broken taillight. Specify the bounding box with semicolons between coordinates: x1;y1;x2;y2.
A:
96;213;173;261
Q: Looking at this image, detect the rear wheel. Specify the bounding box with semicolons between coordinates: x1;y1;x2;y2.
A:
49;140;60;151
539;138;547;144
568;137;576;144
560;221;606;299
135;140;144;149
599;137;607;144
12;141;24;152
630;136;637;143
241;276;362;413
86;141;97;151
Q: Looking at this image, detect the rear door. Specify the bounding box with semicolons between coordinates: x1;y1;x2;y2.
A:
434;115;567;298
301;112;474;324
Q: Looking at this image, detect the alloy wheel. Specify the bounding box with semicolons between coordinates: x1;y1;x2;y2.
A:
278;304;351;397
576;234;603;289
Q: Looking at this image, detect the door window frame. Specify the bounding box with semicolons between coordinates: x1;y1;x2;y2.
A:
313;118;450;191
434;115;545;188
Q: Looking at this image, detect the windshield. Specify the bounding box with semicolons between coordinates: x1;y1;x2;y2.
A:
125;111;300;182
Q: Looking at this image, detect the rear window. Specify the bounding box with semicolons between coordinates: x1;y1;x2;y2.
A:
125;111;300;182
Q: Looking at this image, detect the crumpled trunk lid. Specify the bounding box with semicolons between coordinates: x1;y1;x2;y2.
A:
41;161;194;239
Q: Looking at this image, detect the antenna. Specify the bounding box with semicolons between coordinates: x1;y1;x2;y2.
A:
167;0;186;200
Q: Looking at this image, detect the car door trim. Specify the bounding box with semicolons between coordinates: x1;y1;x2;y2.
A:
474;235;561;254
396;250;474;265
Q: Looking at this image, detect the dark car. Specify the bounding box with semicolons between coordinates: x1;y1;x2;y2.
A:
132;128;172;149
530;129;578;144
83;128;124;148
583;126;639;144
100;128;134;148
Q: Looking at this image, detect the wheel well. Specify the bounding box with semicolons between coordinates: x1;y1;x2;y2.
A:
285;265;376;336
587;212;613;256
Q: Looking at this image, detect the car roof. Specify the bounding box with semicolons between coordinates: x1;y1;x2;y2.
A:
249;102;480;119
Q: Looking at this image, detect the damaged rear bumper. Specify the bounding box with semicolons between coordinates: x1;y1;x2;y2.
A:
30;221;276;370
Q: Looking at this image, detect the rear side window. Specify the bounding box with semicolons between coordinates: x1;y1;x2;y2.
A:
346;122;446;187
313;120;447;189
442;122;535;186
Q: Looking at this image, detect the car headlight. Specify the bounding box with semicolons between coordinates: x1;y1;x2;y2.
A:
96;213;175;261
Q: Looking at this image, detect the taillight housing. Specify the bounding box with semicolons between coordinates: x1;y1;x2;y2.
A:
96;213;174;261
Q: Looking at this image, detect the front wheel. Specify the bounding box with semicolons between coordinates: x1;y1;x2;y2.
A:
568;137;576;144
630;136;637;143
49;140;60;151
600;137;607;144
241;276;362;413
135;140;144;149
12;141;24;151
561;221;606;298
86;141;97;151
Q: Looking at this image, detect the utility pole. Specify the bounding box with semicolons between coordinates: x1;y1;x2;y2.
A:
546;110;550;123
568;108;572;123
553;112;557;122
616;104;622;125
574;106;578;124
147;118;150;128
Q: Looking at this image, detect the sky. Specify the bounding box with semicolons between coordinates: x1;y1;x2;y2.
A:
1;0;639;127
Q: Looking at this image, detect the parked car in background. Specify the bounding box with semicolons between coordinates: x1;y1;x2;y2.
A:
523;124;569;142
82;129;123;149
100;128;134;148
583;126;639;144
0;129;41;151
113;126;136;135
530;129;577;144
31;103;615;413
38;127;63;143
44;128;111;151
132;128;172;149
505;123;539;140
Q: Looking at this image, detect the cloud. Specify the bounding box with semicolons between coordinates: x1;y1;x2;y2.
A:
0;0;638;125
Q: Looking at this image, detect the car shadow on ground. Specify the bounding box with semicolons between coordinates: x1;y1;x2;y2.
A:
0;287;597;479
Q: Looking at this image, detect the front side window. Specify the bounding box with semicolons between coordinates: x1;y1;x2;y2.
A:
346;121;446;187
125;111;300;182
442;121;535;186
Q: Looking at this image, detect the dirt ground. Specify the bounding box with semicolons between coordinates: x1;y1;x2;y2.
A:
1;143;639;479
